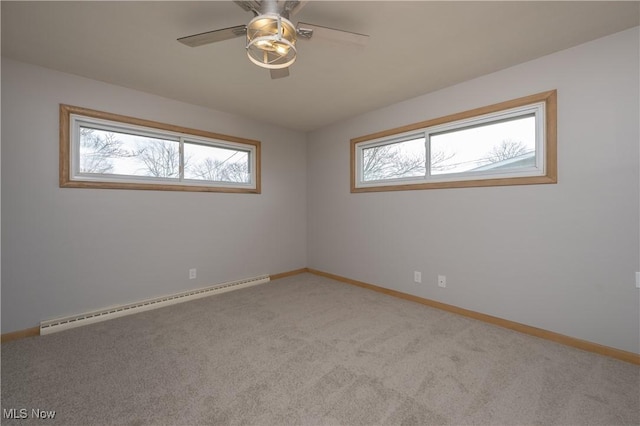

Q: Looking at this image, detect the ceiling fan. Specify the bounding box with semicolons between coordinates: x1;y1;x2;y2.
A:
178;0;369;79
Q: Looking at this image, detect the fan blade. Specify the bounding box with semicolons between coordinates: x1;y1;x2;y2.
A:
282;0;309;18
233;1;261;15
296;22;369;47
270;68;290;79
178;25;247;47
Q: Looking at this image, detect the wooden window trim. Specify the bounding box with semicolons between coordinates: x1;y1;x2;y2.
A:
350;90;557;192
60;104;261;193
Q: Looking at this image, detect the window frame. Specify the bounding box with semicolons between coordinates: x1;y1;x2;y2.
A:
60;104;261;193
351;90;557;192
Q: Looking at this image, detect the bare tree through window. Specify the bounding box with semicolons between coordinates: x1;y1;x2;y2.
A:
79;128;130;174
187;157;249;183
363;142;455;181
134;140;181;178
486;139;529;163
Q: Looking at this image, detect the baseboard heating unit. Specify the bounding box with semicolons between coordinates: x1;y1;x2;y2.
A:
40;274;270;335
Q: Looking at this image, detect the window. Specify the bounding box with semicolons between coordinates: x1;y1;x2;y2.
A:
60;105;261;193
351;90;556;192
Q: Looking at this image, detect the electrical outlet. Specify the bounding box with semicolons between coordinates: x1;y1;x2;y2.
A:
438;275;446;288
414;271;422;283
189;268;197;280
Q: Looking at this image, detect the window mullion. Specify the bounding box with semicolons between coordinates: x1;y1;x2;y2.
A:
424;132;431;180
179;137;185;181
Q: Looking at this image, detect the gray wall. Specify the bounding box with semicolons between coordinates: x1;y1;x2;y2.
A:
307;27;640;353
1;58;307;333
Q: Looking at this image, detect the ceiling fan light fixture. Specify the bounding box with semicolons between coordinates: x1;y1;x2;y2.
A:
246;14;297;69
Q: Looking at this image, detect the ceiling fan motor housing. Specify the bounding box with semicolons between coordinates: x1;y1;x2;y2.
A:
246;14;297;69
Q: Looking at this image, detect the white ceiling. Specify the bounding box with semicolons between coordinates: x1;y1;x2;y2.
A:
2;1;638;132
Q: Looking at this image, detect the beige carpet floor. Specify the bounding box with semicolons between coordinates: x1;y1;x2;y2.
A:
2;273;639;425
